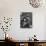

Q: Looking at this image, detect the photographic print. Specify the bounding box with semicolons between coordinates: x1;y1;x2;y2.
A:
20;12;32;28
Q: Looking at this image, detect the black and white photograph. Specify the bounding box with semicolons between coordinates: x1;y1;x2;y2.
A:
20;12;32;28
